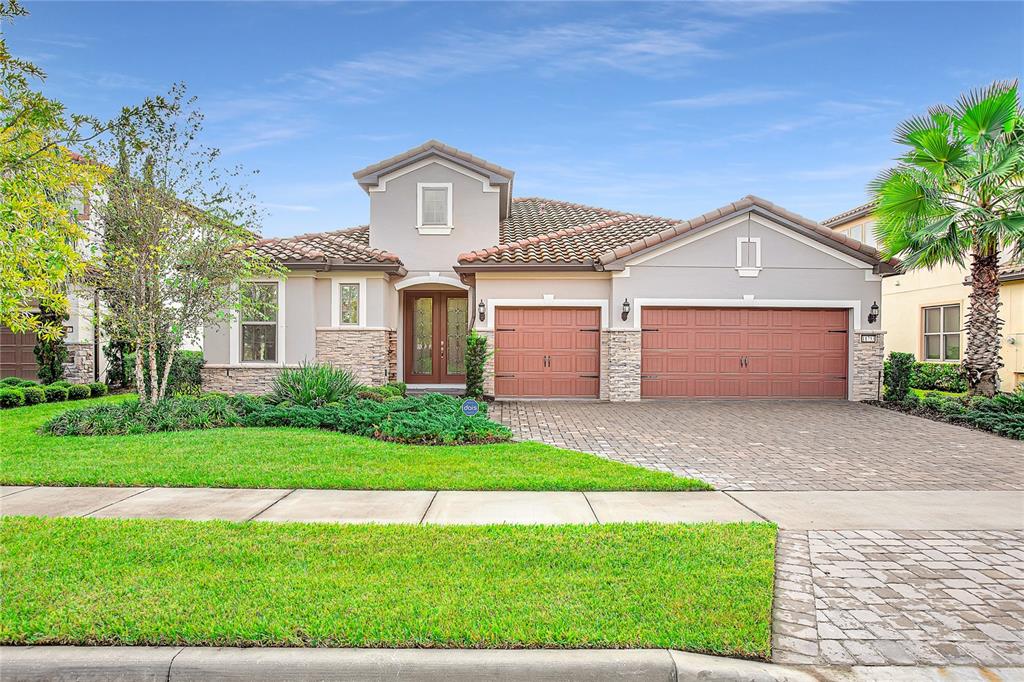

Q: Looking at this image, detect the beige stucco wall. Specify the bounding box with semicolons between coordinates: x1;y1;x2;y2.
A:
1001;280;1024;389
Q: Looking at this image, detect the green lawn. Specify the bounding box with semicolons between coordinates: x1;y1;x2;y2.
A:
0;397;707;491
0;516;774;657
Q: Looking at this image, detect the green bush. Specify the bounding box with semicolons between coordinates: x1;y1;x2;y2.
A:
43;385;69;403
883;352;915;402
920;391;945;411
0;377;21;387
911;362;967;393
0;388;25;408
67;384;92;400
88;382;109;397
41;392;513;445
955;387;1024;440
270;363;363;408
387;382;407;397
21;386;45;405
464;330;490;401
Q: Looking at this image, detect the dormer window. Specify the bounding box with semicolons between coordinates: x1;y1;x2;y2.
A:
417;182;453;234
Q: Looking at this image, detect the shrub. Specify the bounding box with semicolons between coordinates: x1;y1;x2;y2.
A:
0;377;21;387
270;363;362;408
920;391;945;411
884;352;914;402
0;388;25;408
44;385;69;402
464;330;490;401
33;307;68;384
17;379;39;387
88;382;109;397
387;382;407;397
955;387;1024;440
911;362;967;393
67;384;92;400
22;386;45;405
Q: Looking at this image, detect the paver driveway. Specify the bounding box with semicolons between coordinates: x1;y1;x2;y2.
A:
492;400;1024;491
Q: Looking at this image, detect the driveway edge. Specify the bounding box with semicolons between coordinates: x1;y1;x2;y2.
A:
0;646;815;681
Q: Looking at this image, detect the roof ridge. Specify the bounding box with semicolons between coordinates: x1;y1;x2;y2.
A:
822;200;877;226
460;214;636;263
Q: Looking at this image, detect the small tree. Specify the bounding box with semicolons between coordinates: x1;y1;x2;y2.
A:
95;84;277;403
883;351;915;402
32;306;68;384
464;330;491;401
871;81;1024;397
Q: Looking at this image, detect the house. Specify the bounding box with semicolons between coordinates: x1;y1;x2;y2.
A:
201;140;895;401
824;203;1024;391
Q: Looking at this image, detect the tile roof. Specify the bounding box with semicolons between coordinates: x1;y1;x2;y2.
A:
352;139;514;180
822;201;876;227
246;226;401;266
1000;262;1024;281
461;195;898;269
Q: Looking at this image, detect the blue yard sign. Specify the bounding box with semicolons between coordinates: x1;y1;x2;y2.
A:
461;399;479;417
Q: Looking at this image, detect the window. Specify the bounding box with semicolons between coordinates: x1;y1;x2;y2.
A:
417;182;453;233
923;304;961;361
735;237;761;277
241;282;278;362
845;223;877;248
339;283;359;325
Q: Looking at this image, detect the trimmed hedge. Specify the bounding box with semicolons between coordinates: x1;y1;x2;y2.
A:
0;388;25;408
883;355;968;396
42;392;510;445
22;387;45;405
67;384;92;400
88;382;109;397
43;385;68;403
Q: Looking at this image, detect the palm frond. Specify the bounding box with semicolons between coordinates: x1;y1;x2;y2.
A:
955;82;1020;145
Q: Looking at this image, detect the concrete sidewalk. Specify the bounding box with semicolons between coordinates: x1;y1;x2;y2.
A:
5;646;1019;682
2;485;1020;528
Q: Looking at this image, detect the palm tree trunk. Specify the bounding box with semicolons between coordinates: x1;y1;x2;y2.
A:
964;248;1004;397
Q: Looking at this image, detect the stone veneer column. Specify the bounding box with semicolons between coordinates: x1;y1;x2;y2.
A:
480;330;495;397
606;329;642;402
315;328;392;386
599;330;609;400
850;331;886;401
62;342;94;384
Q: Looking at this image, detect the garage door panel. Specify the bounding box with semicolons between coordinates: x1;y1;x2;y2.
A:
641;307;848;399
494;307;600;398
577;330;601;351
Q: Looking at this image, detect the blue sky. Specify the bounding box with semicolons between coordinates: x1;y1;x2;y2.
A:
8;1;1022;238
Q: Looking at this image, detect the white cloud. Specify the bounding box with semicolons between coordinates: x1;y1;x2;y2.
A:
655;88;795;108
261;202;319;213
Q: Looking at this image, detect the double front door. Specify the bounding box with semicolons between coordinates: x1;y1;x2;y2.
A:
404;292;468;384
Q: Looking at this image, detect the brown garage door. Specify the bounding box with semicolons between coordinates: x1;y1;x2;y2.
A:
1;325;39;380
494;307;600;398
641;307;848;399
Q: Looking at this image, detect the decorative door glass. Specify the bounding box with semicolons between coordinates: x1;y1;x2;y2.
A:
412;297;433;375
446;297;468;375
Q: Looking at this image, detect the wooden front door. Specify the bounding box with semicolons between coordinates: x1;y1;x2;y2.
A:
403;292;468;384
0;325;39;380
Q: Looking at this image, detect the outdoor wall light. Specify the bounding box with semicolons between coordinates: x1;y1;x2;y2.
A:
868;301;879;324
478;299;486;322
621;298;631;321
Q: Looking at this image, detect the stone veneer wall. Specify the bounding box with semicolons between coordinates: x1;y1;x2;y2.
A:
598;330;610;400
63;342;95;384
480;330;495;397
200;366;281;395
315;328;392;386
850;331;886;401
606;329;642;402
386;330;398;382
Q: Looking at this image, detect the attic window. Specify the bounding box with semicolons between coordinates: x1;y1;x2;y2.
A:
736;237;761;277
417;182;453;234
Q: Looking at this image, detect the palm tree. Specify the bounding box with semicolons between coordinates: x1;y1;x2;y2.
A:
871;81;1024;397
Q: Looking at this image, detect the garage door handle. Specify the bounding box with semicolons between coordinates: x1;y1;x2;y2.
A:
579;374;599;379
641;375;657;379
496;328;516;332
495;374;515;378
828;329;848;333
580;328;600;332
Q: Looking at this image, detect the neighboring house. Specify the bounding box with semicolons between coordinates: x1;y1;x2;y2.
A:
202;140;896;401
824;203;1024;391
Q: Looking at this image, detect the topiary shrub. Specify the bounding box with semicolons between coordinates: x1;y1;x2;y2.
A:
44;385;69;402
0;388;25;408
270;363;363;408
0;377;22;387
22;386;45;405
67;384;92;400
884;352;915;402
464;330;491;401
88;382;109;397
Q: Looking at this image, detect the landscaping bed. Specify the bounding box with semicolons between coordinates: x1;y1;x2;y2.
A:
0;516;774;657
2;397;707;491
868;389;1024;440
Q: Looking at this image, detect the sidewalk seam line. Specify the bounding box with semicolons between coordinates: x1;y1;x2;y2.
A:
83;487;152;517
247;488;297;522
419;491;439;525
581;492;601;524
0;486;38;499
668;648;678;682
166;646;185;682
722;491;772;523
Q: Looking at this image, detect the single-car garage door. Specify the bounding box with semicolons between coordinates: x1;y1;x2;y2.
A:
0;325;39;380
494;307;600;398
641;307;848;399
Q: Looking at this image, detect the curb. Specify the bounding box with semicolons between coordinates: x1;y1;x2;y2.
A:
0;646;816;681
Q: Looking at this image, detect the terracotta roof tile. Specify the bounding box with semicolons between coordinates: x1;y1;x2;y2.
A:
822;201;876;227
353;139;514;180
247;225;401;266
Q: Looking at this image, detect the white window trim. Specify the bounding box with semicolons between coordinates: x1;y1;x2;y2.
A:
736;237;762;277
330;277;367;328
230;278;286;366
922;303;961;363
416;182;453;234
369;157;500;194
477;297;609;331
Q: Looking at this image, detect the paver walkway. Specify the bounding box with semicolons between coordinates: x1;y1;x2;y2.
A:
492;400;1024;491
0;486;761;525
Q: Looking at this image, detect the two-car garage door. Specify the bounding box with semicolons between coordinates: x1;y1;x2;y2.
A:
492;305;849;399
641;307;849;399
